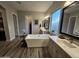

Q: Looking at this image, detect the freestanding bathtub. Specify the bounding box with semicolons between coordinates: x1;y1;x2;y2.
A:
25;34;50;47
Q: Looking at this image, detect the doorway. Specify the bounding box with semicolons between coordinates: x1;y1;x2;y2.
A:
29;22;32;34
13;14;18;37
0;12;6;41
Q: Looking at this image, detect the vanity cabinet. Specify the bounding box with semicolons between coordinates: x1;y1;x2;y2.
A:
48;39;71;58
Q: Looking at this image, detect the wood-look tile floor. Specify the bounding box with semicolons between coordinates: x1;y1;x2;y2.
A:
0;37;51;58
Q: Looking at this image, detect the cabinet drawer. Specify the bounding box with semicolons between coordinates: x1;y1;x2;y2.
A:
48;39;71;58
54;42;71;58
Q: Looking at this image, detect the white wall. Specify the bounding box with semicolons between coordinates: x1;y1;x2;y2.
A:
18;11;45;35
0;2;18;41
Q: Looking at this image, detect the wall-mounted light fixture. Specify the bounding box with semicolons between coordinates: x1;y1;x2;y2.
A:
44;15;50;19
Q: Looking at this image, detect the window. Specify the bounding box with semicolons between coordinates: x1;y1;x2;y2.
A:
50;9;61;35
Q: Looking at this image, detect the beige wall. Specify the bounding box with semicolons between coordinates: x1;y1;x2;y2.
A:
45;1;65;16
0;2;18;41
18;11;45;35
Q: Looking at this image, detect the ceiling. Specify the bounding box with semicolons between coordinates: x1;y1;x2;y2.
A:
6;1;53;12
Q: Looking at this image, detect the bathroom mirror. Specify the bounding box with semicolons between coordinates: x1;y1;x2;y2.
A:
60;1;79;39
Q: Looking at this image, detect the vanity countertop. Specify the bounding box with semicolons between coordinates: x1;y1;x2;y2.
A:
49;36;79;58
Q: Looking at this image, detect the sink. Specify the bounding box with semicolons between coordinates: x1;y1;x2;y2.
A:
63;41;76;48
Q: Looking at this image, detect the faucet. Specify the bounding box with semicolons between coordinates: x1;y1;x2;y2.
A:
68;37;73;43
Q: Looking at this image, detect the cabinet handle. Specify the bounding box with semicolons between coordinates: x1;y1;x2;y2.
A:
56;50;57;53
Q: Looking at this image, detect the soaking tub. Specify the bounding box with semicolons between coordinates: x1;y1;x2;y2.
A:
25;34;50;47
